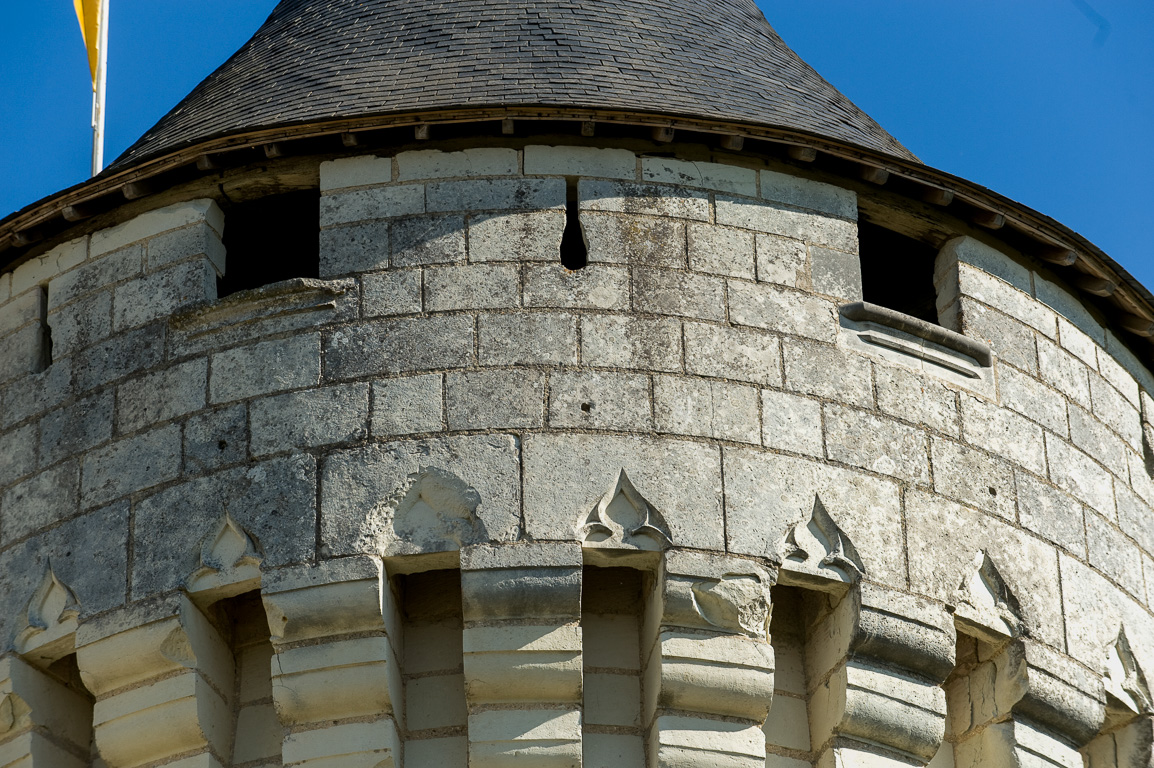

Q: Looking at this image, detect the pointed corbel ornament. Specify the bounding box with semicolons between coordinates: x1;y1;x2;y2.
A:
15;564;80;659
578;469;673;551
186;510;262;598
952;551;1021;644
778;495;865;593
1104;627;1153;722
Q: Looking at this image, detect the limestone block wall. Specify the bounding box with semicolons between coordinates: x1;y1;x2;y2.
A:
0;142;1152;768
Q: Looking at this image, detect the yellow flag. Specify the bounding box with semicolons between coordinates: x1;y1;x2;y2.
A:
73;0;100;85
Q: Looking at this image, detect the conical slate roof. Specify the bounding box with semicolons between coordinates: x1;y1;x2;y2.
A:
112;0;916;168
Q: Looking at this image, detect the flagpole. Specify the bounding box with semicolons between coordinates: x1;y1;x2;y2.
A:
91;0;109;176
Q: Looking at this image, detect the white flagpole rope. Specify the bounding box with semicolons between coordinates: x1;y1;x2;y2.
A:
92;0;110;176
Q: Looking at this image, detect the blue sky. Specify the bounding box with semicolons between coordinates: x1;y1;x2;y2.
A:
1;1;1151;287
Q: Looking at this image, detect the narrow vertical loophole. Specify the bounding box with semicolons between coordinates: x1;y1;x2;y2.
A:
37;285;52;371
560;177;587;270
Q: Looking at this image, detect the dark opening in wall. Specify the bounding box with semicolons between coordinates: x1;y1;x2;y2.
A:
36;286;52;371
560;178;587;270
858;220;939;325
219;190;320;297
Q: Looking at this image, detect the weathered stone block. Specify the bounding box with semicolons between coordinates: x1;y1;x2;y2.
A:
81;424;182;508
319;220;389;276
131;455;316;596
0;420;36;484
91;199;224;258
1088;373;1141;451
1035;275;1107;346
147;223;226;275
1;460;79;542
1058;553;1154;671
643;157;757;196
523;434;724;549
633;268;725;322
46;289;112;358
325;316;474;379
1115;482;1154;554
184;404;248;474
446;370;544;430
39;389;113;467
940;236;1031;293
363;268;422;316
113;259;217;331
523;264;629;310
1068;404;1129;479
581;213;687;267
955;263;1056;338
1037;336;1091;408
931;439;1016;521
320;435;520;556
0;289;40;338
684;322;781;386
998;363;1068;437
319;184;424;226
654;375;760;444
715;195;857;252
687;224;756;279
729;280;836;342
580;180;710;221
424;263;520;311
1045;433;1115;516
547;371;651;431
0;501;127;644
249;383;370;456
1016;470;1085;556
1057;317;1098;370
10;236;87;297
580;314;682;372
783;340;873;408
49;244;142;311
469;210;565;262
961;301;1038;375
427;178;565;212
73;323;165;393
761;389;823;458
118;359;208;434
1096;343;1141;407
905;490;1065;647
372;375;444;436
960;395;1046;476
209;334;321;404
0;358;71;428
875;365;959;437
825;404;929;484
399;147;519;180
526;145;635;179
391;214;466;266
760;169;857;219
723;448;904;584
809;246;862;301
320;155;394;191
478;312;577;366
0;323;47;385
1086;512;1146;600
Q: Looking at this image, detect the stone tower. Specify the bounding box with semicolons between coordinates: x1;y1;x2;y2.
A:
0;1;1151;767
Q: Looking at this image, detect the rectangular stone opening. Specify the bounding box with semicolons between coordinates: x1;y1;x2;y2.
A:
214;589;280;768
396;568;467;767
858;220;940;325
42;653;96;765
765;585;814;767
219;190;320;297
582;565;646;768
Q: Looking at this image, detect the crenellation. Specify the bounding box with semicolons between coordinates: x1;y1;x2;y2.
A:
759;169;857;220
640;156;757;196
0;290;41;339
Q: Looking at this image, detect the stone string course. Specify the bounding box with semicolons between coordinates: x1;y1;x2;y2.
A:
0;145;1151;767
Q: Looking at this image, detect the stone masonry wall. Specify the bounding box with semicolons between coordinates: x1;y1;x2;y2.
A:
0;143;1152;768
